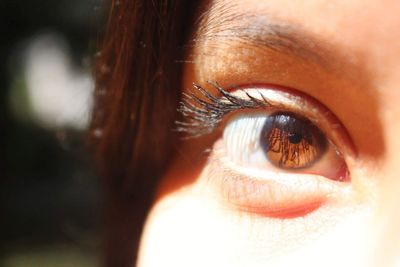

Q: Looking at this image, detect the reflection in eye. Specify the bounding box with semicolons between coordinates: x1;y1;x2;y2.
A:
223;112;347;182
260;112;327;169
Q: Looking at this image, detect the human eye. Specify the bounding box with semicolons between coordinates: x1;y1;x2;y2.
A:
177;82;356;218
223;111;346;180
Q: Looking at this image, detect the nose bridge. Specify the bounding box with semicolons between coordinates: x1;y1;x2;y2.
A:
371;87;400;267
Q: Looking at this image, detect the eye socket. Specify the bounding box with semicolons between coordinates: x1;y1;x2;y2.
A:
178;83;355;217
260;112;327;170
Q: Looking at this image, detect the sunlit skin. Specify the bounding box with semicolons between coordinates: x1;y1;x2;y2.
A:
137;0;400;266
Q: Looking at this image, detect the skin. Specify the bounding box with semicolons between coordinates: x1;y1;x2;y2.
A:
138;0;400;266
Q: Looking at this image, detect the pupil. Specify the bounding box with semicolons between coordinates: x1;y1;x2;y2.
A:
288;132;302;144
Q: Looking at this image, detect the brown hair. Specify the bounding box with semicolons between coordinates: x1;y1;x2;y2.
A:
90;1;198;266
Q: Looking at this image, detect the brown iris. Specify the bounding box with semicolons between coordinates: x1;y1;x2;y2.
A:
260;112;327;169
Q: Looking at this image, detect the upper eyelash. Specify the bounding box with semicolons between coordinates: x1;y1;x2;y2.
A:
176;81;273;137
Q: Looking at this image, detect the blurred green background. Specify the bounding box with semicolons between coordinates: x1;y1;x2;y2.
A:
1;1;104;266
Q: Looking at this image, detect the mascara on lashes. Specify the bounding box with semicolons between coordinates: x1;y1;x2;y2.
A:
176;81;273;137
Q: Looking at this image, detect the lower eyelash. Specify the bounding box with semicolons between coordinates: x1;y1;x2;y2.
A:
176;81;272;137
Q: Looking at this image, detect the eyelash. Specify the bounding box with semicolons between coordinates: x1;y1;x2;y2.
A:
176;81;274;137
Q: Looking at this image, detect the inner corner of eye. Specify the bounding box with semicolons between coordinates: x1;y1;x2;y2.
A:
222;111;349;182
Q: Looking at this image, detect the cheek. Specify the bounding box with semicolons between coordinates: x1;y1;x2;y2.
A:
137;164;375;267
137;186;232;267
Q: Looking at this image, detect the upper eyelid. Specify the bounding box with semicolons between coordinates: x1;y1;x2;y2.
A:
177;81;356;159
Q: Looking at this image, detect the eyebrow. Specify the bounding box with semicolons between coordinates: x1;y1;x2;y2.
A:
192;5;339;70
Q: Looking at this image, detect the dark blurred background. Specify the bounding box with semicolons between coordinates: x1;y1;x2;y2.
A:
1;1;104;266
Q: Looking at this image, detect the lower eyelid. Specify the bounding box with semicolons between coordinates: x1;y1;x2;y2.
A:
208;140;351;218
